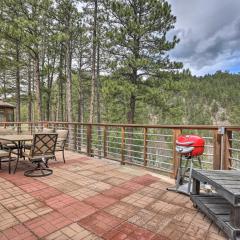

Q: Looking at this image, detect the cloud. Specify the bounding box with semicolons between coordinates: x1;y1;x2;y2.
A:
167;0;240;75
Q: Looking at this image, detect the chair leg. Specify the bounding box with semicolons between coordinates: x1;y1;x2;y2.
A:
14;156;19;174
62;149;65;163
8;151;12;174
45;159;49;168
8;158;11;174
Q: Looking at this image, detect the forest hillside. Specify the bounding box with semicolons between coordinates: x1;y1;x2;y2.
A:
0;0;239;126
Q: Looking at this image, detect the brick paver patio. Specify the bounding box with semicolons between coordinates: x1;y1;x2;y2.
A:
0;151;227;240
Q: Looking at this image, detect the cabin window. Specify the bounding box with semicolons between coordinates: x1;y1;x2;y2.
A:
0;110;4;121
7;112;14;121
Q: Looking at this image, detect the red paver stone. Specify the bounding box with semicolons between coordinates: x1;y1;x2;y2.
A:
1;173;35;186
0;233;8;240
102;186;132;200
60;201;97;221
79;211;123;236
45;193;78;209
128;209;156;227
104;201;140;220
151;234;170;240
132;174;159;186
136;186;165;199
60;159;85;164
119;181;144;192
0;224;37;240
30;187;62;201
18;181;49;193
103;222;155;240
103;177;126;186
25;211;72;238
130;227;155;239
78;156;94;161
84;194;118;209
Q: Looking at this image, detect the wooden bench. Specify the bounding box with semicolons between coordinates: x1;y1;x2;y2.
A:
191;169;240;240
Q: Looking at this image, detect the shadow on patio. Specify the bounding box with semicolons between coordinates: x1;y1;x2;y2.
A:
0;151;226;240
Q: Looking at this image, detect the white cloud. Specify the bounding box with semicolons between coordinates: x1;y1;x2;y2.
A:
167;0;240;75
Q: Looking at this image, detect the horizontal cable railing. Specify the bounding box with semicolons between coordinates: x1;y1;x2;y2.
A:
0;121;238;177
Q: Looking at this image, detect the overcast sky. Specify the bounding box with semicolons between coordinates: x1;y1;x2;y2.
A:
167;0;240;76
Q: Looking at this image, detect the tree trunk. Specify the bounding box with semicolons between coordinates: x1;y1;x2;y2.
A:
77;51;84;123
15;42;21;122
3;71;7;100
89;0;98;123
127;93;136;124
96;40;101;157
27;57;32;122
46;55;56;121
58;44;64;121
34;54;42;121
78;57;84;151
32;63;35;122
66;41;73;123
96;40;101;124
78;77;84;123
66;39;73;149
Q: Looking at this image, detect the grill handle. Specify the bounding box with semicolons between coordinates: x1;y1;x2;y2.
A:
176;141;194;146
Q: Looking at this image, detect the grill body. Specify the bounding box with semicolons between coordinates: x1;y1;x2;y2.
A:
176;135;205;157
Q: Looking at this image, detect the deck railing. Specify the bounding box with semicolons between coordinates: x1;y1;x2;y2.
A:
0;121;239;177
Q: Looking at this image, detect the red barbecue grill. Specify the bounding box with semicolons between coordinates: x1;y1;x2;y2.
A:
176;135;205;157
168;134;205;195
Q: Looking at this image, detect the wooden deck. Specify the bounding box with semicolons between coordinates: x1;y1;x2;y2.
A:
0;151;227;240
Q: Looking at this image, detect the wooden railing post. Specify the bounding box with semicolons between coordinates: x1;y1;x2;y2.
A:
30;123;33;135
41;122;44;130
97;125;102;158
103;126;107;158
78;124;82;152
74;124;77;152
121;127;125;165
172;129;182;178
87;124;92;156
17;123;21;134
213;129;222;170
224;130;232;169
143;127;148;166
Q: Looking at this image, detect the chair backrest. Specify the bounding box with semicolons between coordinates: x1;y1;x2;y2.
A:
42;128;54;133
0;128;17;145
56;129;68;141
30;134;58;157
0;127;17;135
34;127;54;134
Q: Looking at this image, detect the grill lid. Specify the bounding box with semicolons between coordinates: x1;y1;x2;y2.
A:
176;135;204;147
176;134;205;156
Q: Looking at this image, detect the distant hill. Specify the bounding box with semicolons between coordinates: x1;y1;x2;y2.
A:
102;70;240;125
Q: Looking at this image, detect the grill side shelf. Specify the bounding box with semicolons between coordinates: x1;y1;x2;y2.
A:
192;169;240;206
191;194;240;240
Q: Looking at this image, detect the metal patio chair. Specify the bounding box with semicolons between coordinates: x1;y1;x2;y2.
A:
23;133;58;177
55;129;68;163
0;127;18;152
0;149;15;174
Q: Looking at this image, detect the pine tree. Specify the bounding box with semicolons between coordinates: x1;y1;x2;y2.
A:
103;0;182;123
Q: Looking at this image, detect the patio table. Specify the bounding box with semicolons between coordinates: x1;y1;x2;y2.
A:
0;134;33;173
